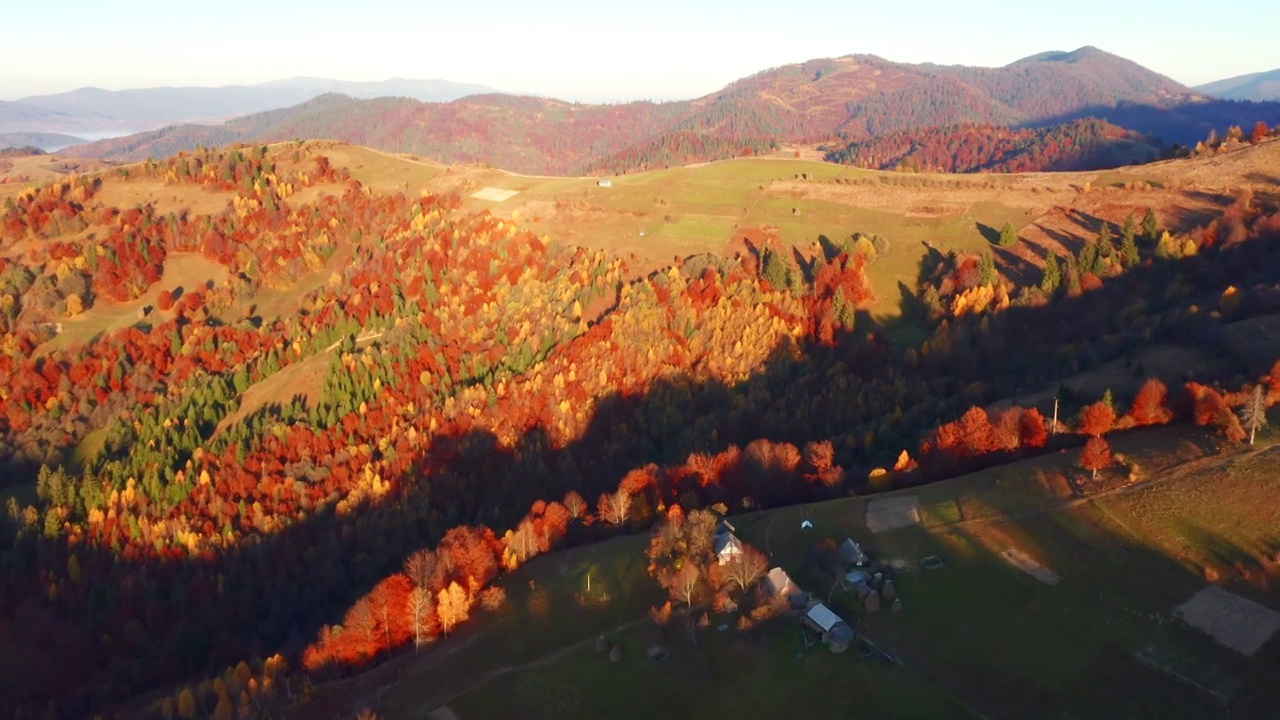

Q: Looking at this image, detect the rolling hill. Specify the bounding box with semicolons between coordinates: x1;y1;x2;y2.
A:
1196;68;1280;101
64;47;1280;175
0;76;499;135
2;136;1280;719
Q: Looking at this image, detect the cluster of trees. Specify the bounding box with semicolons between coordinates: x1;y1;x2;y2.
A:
824;119;1159;173
4;141;1280;718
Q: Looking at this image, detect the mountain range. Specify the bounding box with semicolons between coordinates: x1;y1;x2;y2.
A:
0;77;498;136
40;48;1280;175
1195;68;1280;101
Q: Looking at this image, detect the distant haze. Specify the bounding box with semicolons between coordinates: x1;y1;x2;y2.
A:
1;0;1277;102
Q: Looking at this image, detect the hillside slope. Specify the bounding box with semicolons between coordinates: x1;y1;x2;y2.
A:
1195;68;1280;101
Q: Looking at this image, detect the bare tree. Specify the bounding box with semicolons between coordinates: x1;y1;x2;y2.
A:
598;489;632;526
683;509;718;563
407;586;433;648
672;562;700;610
723;545;769;593
403;548;439;590
1240;384;1269;446
344;597;376;646
563;490;587;519
506;519;538;564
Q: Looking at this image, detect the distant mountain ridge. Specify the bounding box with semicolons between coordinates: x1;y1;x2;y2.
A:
0;131;86;152
0;77;499;134
1196;69;1280;101
64;47;1280;175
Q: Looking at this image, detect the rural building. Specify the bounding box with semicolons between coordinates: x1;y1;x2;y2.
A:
763;567;799;599
714;532;744;565
714;517;736;537
803;603;856;652
840;537;869;567
597;179;612;187
843;569;871;588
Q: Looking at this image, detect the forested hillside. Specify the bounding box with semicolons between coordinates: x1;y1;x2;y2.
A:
823;119;1162;173
64;48;1280;175
3;140;1280;719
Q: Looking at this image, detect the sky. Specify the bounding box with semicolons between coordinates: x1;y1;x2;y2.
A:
2;0;1278;102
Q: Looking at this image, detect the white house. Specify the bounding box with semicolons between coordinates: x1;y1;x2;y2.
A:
714;532;743;565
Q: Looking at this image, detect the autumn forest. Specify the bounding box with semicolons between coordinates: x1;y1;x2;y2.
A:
0;117;1279;720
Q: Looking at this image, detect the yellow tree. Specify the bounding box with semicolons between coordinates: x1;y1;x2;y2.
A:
177;688;197;720
436;581;470;636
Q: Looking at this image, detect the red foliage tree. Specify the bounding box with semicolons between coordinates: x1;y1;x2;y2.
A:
1019;407;1049;448
1078;401;1115;437
1079;437;1112;480
958;406;996;456
1128;379;1171;426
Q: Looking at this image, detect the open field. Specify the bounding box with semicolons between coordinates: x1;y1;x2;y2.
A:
406;142;1280;320
317;416;1280;720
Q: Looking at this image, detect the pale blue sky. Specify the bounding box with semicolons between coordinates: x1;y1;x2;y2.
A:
2;0;1277;101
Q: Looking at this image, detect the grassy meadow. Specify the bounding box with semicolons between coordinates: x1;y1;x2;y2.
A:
327;419;1280;720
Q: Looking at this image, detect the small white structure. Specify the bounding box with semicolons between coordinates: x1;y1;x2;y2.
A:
800;520;814;530
714;532;743;565
597;179;612;187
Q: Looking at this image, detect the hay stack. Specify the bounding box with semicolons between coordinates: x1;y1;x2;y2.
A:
882;580;897;601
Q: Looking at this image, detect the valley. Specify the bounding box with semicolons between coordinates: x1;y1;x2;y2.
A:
2;55;1280;720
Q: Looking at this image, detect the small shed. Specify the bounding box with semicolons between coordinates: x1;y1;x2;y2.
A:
597;179;612;187
714;532;744;565
840;537;869;567
803;603;856;651
843;569;870;588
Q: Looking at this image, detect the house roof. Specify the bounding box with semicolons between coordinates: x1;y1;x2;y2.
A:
763;567;799;597
843;570;870;585
840;537;868;563
714;518;736;536
714;532;743;556
805;603;844;632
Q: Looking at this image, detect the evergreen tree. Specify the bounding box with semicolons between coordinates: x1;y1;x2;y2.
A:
998;222;1018;247
1098;222;1113;249
1040;254;1061;295
1120;228;1140;268
1141;208;1159;243
977;252;997;287
761;247;793;293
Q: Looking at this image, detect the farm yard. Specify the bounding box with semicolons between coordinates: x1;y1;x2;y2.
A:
309;420;1280;720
